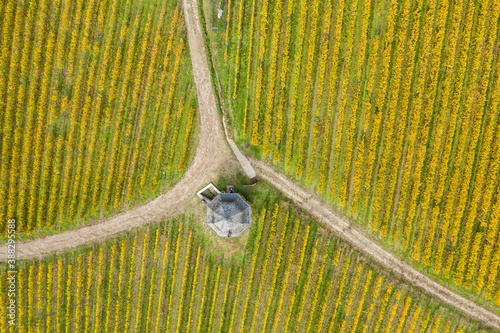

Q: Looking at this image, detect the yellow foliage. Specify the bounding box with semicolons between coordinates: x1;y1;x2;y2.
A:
186;247;202;333
271;219;301;333
350;270;373;332
228;268;243;333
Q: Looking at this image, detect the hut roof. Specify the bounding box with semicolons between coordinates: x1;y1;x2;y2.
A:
206;193;251;237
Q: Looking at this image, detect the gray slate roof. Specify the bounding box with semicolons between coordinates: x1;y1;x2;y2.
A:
206;193;251;237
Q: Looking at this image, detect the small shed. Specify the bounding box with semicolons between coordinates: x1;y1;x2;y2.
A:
196;183;220;203
206;193;251;237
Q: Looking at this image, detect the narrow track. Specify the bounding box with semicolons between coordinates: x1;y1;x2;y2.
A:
0;0;230;261
1;0;500;329
251;158;500;330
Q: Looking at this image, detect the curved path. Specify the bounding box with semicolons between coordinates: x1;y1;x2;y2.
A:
0;0;230;260
2;0;500;329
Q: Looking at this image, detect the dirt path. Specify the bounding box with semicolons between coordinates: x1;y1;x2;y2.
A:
251;158;500;329
2;0;500;329
0;0;231;261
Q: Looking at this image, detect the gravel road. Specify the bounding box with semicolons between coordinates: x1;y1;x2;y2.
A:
0;0;230;261
251;158;500;330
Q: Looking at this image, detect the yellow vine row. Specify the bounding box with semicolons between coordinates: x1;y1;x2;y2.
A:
36;264;45;333
104;244;117;332
334;0;361;205
175;232;193;331
5;0;38;228
319;0;346;195
93;248;106;331
154;228;172;333
228;268;243;333
304;243;332;332
395;296;412;333
397;0;438;249
368;0;398;231
186;247;202;333
306;0;334;181
411;0;450;262
196;265;211;333
371;0;411;234
460;0;500;288
350;270;373;332
238;209;267;332
240;0;258;136
294;239;321;332
84;251;94;333
224;0;231;59
0;3;28;229
123;236;141;332
143;230;160;333
451;0;492;283
339;263;363;332
284;0;309;169
273;0;295;162
165;223;183;331
65;264;73;332
218;267;232;332
113;240;128;332
262;0;283;155
386;0;425;241
418;0;464;266
407;304;421;333
432;0;474;273
271;220;301;333
232;0;245;100
324;254;352;331
249;204;280;332
372;284;393;332
342;0;372;205
260;212;289;333
56;260;63;332
46;263;54;332
74;255;84;332
295;0;321;176
282;225;311;332
132;233;149;331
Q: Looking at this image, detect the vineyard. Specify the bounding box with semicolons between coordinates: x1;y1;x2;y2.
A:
0;0;197;236
0;201;486;332
213;0;500;301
